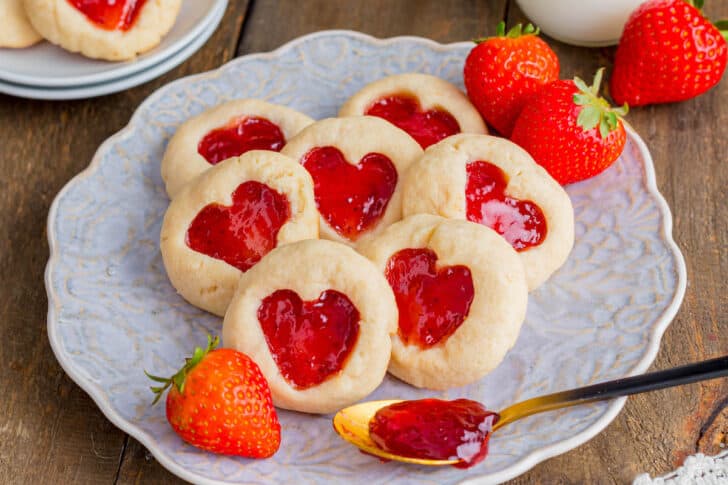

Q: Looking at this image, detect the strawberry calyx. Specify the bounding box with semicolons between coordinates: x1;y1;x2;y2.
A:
573;68;628;139
474;21;540;44
145;335;219;405
685;0;728;40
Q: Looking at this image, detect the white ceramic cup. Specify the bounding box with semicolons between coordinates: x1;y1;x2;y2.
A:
515;0;648;47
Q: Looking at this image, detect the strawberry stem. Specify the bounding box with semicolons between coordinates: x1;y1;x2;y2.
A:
474;21;540;43
573;68;629;139
145;335;220;405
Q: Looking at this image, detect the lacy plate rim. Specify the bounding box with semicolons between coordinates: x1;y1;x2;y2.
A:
44;30;688;485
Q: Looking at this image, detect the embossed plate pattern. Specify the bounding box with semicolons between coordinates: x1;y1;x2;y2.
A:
45;31;686;485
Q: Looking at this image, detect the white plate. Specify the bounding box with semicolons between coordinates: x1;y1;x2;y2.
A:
0;0;227;88
46;31;686;485
0;3;224;101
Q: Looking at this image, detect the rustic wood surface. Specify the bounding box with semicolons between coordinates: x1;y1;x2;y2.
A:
0;0;725;483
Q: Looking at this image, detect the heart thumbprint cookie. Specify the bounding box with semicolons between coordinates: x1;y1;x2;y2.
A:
0;0;42;48
402;134;574;290
160;151;318;316
222;239;397;414
359;214;528;389
339;73;487;149
23;0;181;60
161;99;314;198
280;116;423;245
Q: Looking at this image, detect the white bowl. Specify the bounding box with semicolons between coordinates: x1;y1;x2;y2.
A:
516;0;647;47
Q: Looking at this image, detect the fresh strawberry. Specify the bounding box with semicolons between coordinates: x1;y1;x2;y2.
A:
146;336;281;458
511;69;628;185
464;21;559;137
610;0;728;106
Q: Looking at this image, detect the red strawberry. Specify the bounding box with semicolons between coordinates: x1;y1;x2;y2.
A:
610;0;728;106
146;336;281;458
511;69;628;185
464;21;559;137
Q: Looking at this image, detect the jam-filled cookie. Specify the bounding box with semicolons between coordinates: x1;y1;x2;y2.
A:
0;0;42;48
402;134;574;290
162;99;314;198
281;116;423;245
223;239;397;414
339;73;487;148
160;151;318;316
358;214;528;390
23;0;181;60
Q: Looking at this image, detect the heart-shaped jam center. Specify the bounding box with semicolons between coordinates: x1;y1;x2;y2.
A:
301;146;397;240
365;94;460;148
385;248;474;348
197;117;285;165
466;161;547;251
257;289;360;389
370;398;498;468
186;181;290;272
67;0;147;31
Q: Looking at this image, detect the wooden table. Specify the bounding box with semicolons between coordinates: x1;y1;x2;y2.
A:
1;1;726;483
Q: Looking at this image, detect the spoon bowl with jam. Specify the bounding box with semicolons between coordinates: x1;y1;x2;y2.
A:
333;355;728;468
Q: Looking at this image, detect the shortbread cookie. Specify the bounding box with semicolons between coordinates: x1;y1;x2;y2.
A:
359;214;528;389
223;239;397;414
23;0;181;60
160;151;318;316
339;73;487;148
281;116;423;245
402;134;574;290
162;99;314;198
0;0;42;47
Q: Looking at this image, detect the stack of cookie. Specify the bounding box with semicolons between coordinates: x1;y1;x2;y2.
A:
2;0;181;60
159;73;575;414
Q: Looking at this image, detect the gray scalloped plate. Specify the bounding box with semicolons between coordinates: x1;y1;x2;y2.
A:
45;31;687;485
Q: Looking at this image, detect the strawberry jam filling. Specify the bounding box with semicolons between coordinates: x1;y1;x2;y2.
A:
369;398;499;468
67;0;147;31
186;181;290;272
197;117;285;165
365;94;460;148
466;161;547;251
385;248;474;348
301;146;397;240
257;289;360;389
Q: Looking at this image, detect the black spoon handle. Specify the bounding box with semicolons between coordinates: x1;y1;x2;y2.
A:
494;355;728;431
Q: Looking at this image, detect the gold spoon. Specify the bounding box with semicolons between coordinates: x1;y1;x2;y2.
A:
333;355;728;466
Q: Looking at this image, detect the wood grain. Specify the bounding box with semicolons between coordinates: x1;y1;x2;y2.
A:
237;0;506;54
0;1;250;483
0;0;725;483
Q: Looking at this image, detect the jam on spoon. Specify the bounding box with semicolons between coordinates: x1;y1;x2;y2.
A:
368;398;498;468
335;356;728;468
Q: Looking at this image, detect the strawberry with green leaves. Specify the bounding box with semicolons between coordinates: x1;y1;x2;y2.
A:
464;21;559;137
511;68;628;185
610;0;728;106
146;336;281;458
